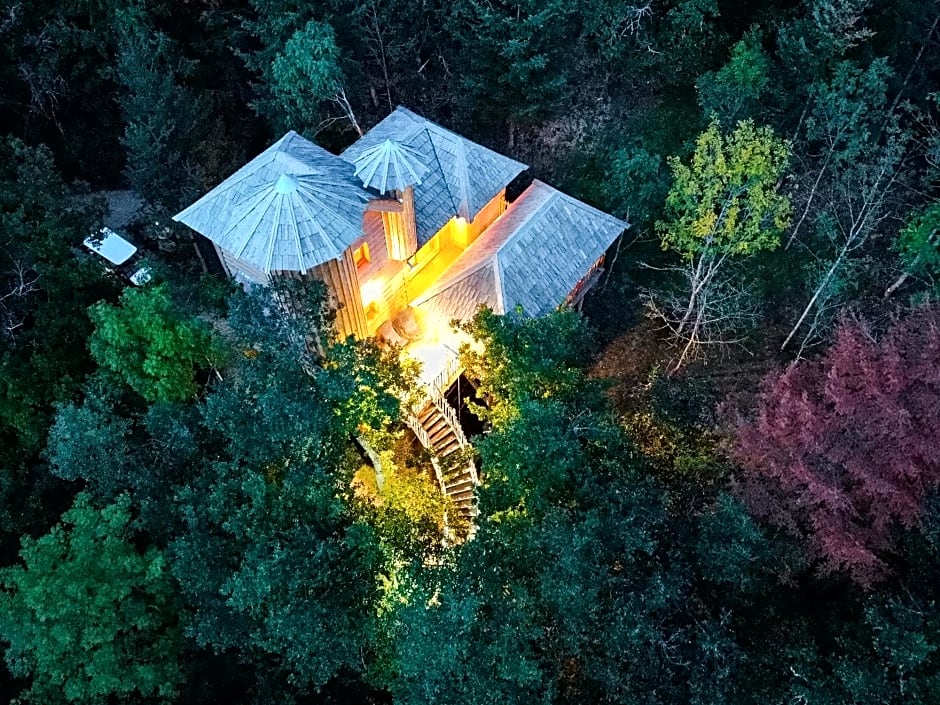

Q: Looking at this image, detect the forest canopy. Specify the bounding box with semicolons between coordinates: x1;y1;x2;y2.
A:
1;1;939;704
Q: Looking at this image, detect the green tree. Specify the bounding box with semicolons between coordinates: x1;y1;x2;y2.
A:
270;19;362;135
88;282;221;403
697;28;771;125
392;309;786;705
655;119;791;369
445;0;579;133
168;282;409;695
886;201;940;298
605;144;669;229
781;61;910;352
114;8;206;210
785;59;893;250
0;140;113;457
0;493;183;704
458;307;598;426
46;382;202;543
0;139;117;558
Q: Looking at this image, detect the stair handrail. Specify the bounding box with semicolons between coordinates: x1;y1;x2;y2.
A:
404;413;446;493
430;395;469;449
429;354;463;400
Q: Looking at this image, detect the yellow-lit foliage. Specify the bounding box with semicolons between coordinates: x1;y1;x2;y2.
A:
351;444;450;558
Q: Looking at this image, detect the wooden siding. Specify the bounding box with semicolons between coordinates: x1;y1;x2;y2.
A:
355;213;408;334
465;190;506;245
216;244;270;285
350;212;389;282
308;249;368;339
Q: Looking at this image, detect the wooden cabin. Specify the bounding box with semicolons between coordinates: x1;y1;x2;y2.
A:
175;107;627;342
174;107;628;529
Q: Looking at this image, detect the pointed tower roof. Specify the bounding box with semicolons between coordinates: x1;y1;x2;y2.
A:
352;139;429;193
341;107;527;246
173;131;370;274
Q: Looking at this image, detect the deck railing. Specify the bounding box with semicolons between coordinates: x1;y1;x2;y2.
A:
429;353;463;400
430;395;468;449
406;348;481;489
404;413;446;492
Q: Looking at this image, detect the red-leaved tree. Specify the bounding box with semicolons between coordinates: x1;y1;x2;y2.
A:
732;307;940;585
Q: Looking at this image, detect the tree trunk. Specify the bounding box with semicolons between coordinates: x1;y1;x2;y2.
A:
786;151;832;250
675;251;711;337
884;259;917;298
781;245;848;351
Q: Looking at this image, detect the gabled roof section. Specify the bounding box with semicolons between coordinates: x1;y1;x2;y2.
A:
173;131;370;273
413;180;628;318
414;262;501;325
495;181;627;315
341;107;527;246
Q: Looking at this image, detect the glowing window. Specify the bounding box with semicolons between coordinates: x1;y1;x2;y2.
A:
353;243;371;269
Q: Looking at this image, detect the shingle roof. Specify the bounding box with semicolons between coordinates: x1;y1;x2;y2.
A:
413;180;628;318
341;107;527;246
415;262;500;325
173;131;370;273
494;182;628;316
351;139;429;193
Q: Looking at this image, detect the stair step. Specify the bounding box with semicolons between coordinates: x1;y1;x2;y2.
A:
445;478;475;491
445;467;474;478
448;488;475;501
417;405;438;423
443;465;472;478
436;442;462;457
423;411;446;428
428;425;454;444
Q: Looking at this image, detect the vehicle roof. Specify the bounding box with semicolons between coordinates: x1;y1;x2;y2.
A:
83;227;137;266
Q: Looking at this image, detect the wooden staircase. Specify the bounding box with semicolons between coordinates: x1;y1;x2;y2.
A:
417;398;478;523
404;360;480;535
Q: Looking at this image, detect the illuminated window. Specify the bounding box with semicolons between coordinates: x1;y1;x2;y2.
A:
353;243;371;269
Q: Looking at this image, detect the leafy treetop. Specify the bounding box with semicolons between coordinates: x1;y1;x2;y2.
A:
0;492;183;704
658;118;792;260
733;307;940;585
88;283;222;403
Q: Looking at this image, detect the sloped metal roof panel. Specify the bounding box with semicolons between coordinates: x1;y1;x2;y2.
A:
494;181;628;316
413;262;500;325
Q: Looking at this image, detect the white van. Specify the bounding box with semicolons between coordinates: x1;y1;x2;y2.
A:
83;227;152;286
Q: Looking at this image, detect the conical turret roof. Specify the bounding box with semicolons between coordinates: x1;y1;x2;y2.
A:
173;131;370;273
352;139;429;194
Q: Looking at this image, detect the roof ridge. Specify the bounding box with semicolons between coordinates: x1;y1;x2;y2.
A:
425;128;463;216
492;255;506;315
394;105;423;122
452;135;471;219
533;178;630;227
495;183;559;256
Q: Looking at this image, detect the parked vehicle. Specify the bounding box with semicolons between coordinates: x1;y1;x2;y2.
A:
82;227;152;286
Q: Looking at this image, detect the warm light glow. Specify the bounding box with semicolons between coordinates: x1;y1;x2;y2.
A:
452;216;469;249
360;279;383;305
353;242;371;269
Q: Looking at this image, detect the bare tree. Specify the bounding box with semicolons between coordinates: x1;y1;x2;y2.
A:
786;60;892;250
643;264;760;369
0;254;39;342
782;130;909;352
652;120;791;372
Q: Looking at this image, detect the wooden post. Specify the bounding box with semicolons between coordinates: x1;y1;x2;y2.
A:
402;185;418;258
311;249;368;339
383;186;418;261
